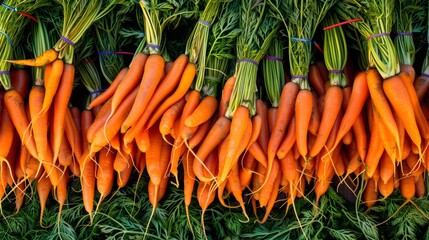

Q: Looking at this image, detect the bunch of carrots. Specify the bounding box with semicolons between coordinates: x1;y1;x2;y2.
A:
1;0;429;238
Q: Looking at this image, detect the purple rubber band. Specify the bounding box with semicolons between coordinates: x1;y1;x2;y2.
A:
237;58;259;66
264;55;284;62
0;71;10;75
98;51;134;56
329;70;343;73
291;75;307;79
397;32;413;37
290;36;312;43
89;88;106;95
421;73;429;78
146;44;161;49
198;19;212;27
366;32;390;42
60;36;75;47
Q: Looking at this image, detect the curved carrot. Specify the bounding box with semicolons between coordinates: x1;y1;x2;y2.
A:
121;54;165;133
218;76;236;119
187;117;213;149
7;48;58;67
37;172;52;227
256;99;269;153
87;67;128;110
41;59;64;114
308;91;321;135
159;97;186;137
185;95;218;128
147;63;196;129
87;99;111;144
65;107;83;161
52;64;75;162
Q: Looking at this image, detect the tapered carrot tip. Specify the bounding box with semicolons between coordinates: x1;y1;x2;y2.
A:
7;49;58;67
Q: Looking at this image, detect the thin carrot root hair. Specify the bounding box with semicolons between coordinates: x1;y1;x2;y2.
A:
186;143;218;184
375;199;429;227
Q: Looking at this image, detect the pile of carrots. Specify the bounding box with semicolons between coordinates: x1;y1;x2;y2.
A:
1;0;429;237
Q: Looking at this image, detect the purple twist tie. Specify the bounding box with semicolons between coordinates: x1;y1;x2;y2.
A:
60;36;75;47
329;70;343;73
98;51;134;56
421;73;429;79
198;19;212;27
397;32;413;37
0;71;10;75
264;55;284;62
237;58;259;66
291;75;307;79
366;32;390;42
89;88;106;95
146;44;161;49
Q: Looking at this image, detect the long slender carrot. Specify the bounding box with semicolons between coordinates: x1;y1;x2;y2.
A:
65;107;83;161
87;67;128;110
4;89;38;159
81;157;96;224
121;54;165;133
277;115;296;159
256;99;269;153
41;59;64;114
96;147;116;210
37;172;52;227
183;149;196;235
86;99;112;144
81;109;93;150
158;98;186;137
52;64;75;162
218;76;236;119
308;90;321;135
295;89;313;158
146;63;197;129
55;165;68;225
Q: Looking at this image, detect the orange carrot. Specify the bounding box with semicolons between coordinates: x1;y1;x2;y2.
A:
256;99;269;153
414;74;429;102
51;63;75;162
295;89;313;158
65;107;83;160
309;64;325;96
81;109;93;150
121;54;165;133
58;134;72;167
37;172;52;227
87;67;128;109
159;97;186;137
185;95;218;128
7;48;58;67
41;59;64;114
363;178;378;209
86;98;111;144
218;76;236;118
81;158;96;224
308;91;321;135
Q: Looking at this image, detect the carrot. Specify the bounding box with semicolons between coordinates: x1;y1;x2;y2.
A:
315;60;330;86
86;98;112;144
10;68;31;99
367;69;401;155
122;54;189;140
183;149;196;235
363;178;378;209
399;65;429;140
135;128;150;153
414;74;429;102
415;174;426;198
81;158;96;224
41;59;65;114
70;106;81;133
158;97;186;137
218;76;236;118
55;165;69;225
110;53;148;116
58;134;72;167
218;106;250;183
193;116;231;182
334;71;369;148
4;89;38;158
267;108;277;133
51;63;75;163
309;64;326;96
365;108;387;178
65;107;83;161
378;176;394;199
7;48;58;67
309;86;343;158
352;112;368;161
276;115;296;159
0;106;16;176
267;81;299;181
373;103;398;162
248;142;268;168
239;152;257;189
187;117;213;149
117;164;133;189
81;109;93;150
406;152;425;177
383;74;421;155
87;67;128;109
90;88;138;153
225;163;250;221
121;54;165;133
379;152;394;184
256;99;269;153
295;89;313;158
37;172;52;227
308;91;321;135
146;63;197;129
14;180;25;212
185;95;218;128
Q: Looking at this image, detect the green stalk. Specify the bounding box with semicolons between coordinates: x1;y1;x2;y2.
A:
420;2;429;75
79;60;102;107
225;0;279;118
186;0;231;92
30;16;53;85
262;35;285;108
54;0;127;63
270;0;337;90
323;14;347;87
0;0;47;90
336;0;399;79
201;1;240;97
394;0;426;65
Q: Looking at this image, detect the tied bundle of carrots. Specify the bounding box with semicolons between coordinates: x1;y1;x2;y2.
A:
2;0;429;238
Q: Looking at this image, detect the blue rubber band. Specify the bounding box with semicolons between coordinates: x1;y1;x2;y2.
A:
0;30;13;47
264;55;284;62
89;88;106;95
291;75;307;79
237;58;259;66
60;36;75;47
198;19;212;27
397;32;413;37
290;36;312;43
1;2;17;11
146;44;161;49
